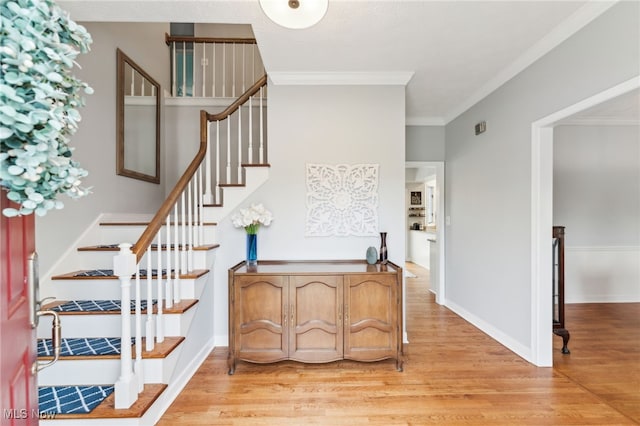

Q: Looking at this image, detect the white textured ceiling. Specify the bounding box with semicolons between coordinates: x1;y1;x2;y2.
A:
59;0;618;124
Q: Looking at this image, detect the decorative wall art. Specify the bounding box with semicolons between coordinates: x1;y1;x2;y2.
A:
305;164;379;236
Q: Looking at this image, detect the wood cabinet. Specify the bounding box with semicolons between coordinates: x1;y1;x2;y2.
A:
228;260;403;374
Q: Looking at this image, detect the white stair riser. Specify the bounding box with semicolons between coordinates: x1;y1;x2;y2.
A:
37;345;181;386
44;276;205;302
37;308;196;339
72;250;212;272
202;167;269;222
97;226;217;247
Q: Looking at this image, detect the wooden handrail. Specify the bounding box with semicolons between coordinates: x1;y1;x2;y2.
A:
165;33;257;46
207;75;267;122
131;74;268;263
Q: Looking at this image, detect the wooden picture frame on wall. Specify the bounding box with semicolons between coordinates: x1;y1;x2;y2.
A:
410;191;422;206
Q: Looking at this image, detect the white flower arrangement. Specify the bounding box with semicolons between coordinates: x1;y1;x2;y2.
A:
231;203;273;235
1;0;93;217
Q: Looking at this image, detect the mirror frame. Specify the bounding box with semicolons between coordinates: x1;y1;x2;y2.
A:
116;48;161;184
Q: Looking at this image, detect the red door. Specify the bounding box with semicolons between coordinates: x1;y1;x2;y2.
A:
0;192;37;426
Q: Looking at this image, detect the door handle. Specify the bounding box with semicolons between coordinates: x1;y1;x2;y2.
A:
28;251;63;374
32;310;62;374
28;252;39;328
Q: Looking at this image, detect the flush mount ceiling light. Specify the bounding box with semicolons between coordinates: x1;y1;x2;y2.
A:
259;0;328;29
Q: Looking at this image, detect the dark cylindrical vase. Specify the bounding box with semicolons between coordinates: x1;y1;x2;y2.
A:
379;232;388;264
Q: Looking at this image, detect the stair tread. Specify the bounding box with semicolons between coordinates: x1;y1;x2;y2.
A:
38;336;185;360
42;299;198;315
42;383;167;419
52;268;209;280
78;243;219;252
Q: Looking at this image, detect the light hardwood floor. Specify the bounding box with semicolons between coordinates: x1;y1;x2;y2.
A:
158;262;639;425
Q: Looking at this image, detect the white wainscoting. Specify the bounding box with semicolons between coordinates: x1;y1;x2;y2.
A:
565;246;640;303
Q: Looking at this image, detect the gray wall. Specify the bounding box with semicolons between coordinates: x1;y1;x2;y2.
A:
406;125;445;161
554;125;640;246
36;22;170;275
444;2;639;353
211;84;407;341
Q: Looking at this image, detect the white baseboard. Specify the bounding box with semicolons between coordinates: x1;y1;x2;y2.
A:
445;300;534;365
565;246;640;303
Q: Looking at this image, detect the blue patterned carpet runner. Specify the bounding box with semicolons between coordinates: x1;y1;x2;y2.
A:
39;385;114;414
52;299;156;312
74;269;171;277
37;337;135;357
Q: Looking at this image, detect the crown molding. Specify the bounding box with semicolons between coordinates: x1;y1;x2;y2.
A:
443;1;619;124
269;71;414;86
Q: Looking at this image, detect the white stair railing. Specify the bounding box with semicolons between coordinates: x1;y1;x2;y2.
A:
165;34;266;99
112;73;268;409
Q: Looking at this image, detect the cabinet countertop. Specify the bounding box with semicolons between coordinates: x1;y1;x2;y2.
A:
230;259;401;275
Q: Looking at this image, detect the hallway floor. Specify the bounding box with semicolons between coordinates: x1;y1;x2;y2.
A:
158;262;638;425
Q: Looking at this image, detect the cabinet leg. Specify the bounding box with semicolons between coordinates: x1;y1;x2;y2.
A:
227;354;236;375
553;328;570;354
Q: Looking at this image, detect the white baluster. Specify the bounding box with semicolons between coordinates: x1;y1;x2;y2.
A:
211;43;216;97
181;41;187;97
222;43;226;97
232;42;236;98
237;106;243;183
145;245;154;351
216;121;221;203
114;243;138;409
201;42;206;97
173;203;181;303
133;268;143;392
203;120;213;204
191;41;196;97
199;166;205;245
165;216;173;308
156;231;164;343
191;175;198;248
242;43;246;94
248;95;253;164
171;42;176;96
181;192;188;274
226;118;231;183
187;178;194;272
259;87;264;163
130;68;135;96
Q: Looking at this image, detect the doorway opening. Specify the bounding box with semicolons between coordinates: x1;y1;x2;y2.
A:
405;161;445;305
530;76;639;367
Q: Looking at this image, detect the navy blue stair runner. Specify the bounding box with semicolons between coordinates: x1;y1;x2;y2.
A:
74;269;171;277
52;299;156;312
39;385;114;415
37;337;135;357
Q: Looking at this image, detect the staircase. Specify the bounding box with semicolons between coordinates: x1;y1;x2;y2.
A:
36;169;269;425
35;35;269;423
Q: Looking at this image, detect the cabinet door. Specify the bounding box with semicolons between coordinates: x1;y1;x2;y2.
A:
344;274;398;361
289;275;343;363
234;275;288;363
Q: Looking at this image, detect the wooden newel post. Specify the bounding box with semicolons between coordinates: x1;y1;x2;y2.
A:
114;243;139;408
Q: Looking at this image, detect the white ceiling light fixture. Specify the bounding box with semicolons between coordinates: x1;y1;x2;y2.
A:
259;0;328;29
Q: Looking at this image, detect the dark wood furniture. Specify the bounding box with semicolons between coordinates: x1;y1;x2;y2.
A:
227;260;404;374
553;226;570;354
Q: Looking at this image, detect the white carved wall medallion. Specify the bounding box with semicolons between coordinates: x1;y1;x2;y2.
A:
305;164;379;236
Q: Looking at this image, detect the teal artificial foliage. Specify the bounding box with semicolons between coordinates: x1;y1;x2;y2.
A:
0;0;93;217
